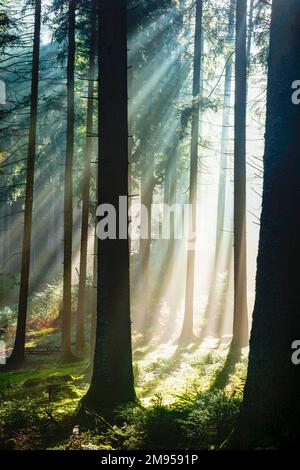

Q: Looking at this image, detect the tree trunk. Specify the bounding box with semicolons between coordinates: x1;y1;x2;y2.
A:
76;0;97;351
212;0;235;339
89;216;98;366
232;0;249;348
246;0;254;68
166;145;177;267
62;0;76;362
5;0;41;368
215;0;235;275
128;63;133;255
81;0;135;411
179;0;203;345
229;0;300;448
139;94;155;333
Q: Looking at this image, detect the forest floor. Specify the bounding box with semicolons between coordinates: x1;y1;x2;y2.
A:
0;326;247;450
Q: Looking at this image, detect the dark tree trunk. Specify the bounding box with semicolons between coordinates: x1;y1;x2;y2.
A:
5;0;41;368
179;0;203;345
232;0;249;348
81;0;136;411
62;0;76;362
76;0;97;351
229;0;300;449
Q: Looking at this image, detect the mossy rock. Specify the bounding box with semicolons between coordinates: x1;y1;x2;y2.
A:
23;378;44;388
57;384;79;399
45;383;63;393
46;374;73;384
4;438;17;450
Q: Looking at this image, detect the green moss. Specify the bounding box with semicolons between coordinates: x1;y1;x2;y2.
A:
0;302;247;450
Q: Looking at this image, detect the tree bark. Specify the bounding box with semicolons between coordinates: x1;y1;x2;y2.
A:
215;0;235;276
232;0;249;348
81;0;136;411
179;0;203;345
62;0;76;362
230;0;300;448
246;0;254;69
76;0;97;351
212;0;235;339
89;216;98;365
139;94;155;332
5;0;41;367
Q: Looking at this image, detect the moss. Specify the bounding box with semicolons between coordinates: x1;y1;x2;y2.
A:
0;306;247;450
23;378;44;388
46;374;73;384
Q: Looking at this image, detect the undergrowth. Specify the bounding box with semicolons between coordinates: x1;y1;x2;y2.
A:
0;388;241;450
0;344;245;450
0;282;247;450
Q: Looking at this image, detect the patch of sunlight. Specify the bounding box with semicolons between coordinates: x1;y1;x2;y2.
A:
134;340;244;406
224;356;248;398
52;387;88;417
28;327;55;337
26;338;37;348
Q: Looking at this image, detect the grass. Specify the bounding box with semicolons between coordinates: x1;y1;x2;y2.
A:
0;322;247;450
0;280;248;450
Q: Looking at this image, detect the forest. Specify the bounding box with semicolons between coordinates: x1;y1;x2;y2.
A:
0;0;300;453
